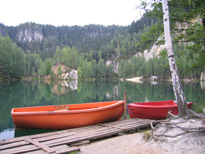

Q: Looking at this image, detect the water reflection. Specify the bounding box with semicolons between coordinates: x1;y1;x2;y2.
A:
200;81;205;90
15;129;56;138
0;129;14;140
0;80;204;140
60;80;78;91
149;80;158;85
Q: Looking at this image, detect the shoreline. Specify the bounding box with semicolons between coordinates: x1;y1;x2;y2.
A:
78;118;205;154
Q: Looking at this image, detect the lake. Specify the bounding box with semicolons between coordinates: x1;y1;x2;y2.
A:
0;80;204;140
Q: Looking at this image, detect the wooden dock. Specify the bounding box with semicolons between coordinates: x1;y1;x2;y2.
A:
0;118;157;154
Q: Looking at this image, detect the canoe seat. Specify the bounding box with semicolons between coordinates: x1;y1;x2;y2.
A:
55;106;69;111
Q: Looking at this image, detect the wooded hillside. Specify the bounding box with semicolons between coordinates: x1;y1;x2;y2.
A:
0;0;204;80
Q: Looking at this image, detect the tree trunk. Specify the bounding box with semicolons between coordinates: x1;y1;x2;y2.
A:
162;0;189;118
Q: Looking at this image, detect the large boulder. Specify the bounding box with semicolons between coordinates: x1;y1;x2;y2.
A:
200;72;205;81
70;69;78;80
51;63;78;80
52;63;68;75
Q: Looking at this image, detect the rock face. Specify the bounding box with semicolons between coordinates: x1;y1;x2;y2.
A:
52;63;68;75
150;76;158;81
70;69;78;80
201;72;205;90
51;63;78;80
106;60;119;73
134;37;165;61
200;72;205;81
17;27;44;42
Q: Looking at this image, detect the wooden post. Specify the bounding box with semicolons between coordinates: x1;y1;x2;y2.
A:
124;91;127;119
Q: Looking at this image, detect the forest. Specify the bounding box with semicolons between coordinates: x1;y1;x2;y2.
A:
0;0;204;80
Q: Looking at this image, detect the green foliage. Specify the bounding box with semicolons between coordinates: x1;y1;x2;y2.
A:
26;53;42;77
0;36;26;79
49;69;55;79
136;24;162;52
2;23;126;60
38;58;53;76
139;0;205;72
57;65;62;76
119;54;171;79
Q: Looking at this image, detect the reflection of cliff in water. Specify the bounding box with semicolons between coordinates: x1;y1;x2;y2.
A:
149;80;158;85
200;81;205;90
51;81;78;96
106;85;119;99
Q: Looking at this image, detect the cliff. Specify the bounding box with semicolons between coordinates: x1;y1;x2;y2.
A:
0;22;126;57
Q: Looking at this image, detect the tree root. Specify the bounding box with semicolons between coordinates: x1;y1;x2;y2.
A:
167;111;178;119
150;115;205;141
189;110;205;119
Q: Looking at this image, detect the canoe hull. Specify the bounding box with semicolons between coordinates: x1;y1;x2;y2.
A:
128;100;192;120
12;101;124;129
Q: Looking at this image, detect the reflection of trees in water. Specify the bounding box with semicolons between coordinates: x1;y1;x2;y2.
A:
118;81;175;103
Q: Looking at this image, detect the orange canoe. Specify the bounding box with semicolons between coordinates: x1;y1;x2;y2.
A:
11;100;124;129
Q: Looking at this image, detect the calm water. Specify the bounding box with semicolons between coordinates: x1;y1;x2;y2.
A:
0;80;204;140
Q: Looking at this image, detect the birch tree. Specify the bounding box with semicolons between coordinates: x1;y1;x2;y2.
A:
162;0;189;118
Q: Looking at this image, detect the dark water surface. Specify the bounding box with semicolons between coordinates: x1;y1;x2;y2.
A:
0;80;204;140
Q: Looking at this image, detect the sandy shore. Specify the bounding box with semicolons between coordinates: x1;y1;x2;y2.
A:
77;132;205;154
77;119;205;154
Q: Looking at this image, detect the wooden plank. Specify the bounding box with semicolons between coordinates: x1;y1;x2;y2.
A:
42;119;153;147
23;145;79;154
0;118;157;154
35;126;107;144
25;137;55;153
0;140;28;150
0;144;38;154
98;123;127;130
48;127;123;146
33;132;76;143
23;144;68;154
0;119;145;145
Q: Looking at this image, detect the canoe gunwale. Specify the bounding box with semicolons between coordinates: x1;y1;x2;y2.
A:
128;100;192;109
11;100;124;116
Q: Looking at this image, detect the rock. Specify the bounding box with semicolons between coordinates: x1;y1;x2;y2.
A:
150;76;158;81
51;63;78;80
17;27;43;42
133;36;165;61
200;72;205;81
70;69;78;80
125;77;143;83
201;72;205;90
52;63;68;75
63;73;69;80
106;60;119;73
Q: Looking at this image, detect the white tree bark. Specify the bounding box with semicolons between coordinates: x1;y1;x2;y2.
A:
162;0;189;117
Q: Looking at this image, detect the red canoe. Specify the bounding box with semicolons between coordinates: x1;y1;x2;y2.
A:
11;100;124;129
128;100;192;120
